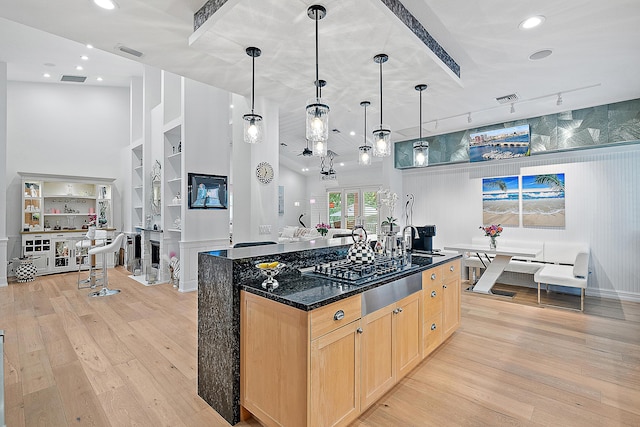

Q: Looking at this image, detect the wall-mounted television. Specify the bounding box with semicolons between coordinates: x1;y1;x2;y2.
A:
188;173;228;209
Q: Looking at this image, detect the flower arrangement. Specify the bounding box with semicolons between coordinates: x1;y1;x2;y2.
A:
87;214;97;227
316;223;330;237
378;188;398;228
480;224;503;249
479;224;503;237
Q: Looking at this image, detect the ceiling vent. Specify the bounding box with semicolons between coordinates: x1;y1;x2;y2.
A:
495;93;519;104
117;44;144;58
60;75;86;83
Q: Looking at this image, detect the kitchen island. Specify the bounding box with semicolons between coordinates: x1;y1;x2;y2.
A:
198;238;461;426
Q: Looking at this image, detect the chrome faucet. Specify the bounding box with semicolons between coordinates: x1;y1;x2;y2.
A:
401;225;419;266
401;225;419;250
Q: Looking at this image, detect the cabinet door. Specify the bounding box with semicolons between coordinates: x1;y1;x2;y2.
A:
360;305;394;410
53;238;72;270
442;275;461;339
424;312;443;356
310;320;361;427
395;292;422;379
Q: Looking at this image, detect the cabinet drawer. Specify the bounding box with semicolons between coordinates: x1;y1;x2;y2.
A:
422;265;443;285
310;294;362;340
423;280;442;317
443;259;460;281
423;312;443;356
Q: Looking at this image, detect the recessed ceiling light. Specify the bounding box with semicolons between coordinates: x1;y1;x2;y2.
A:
81;55;89;61
93;0;118;10
86;44;94;49
349;131;355;136
230;104;234;109
339;162;344;166
529;49;553;60
76;65;83;71
519;15;545;30
44;62;55;67
43;73;51;78
97;77;103;81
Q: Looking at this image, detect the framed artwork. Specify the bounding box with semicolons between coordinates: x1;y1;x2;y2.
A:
188;173;228;209
470;124;530;162
522;173;565;227
482;176;520;226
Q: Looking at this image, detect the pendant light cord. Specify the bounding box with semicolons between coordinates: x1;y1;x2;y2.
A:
251;54;255;113
379;60;383;125
315;12;319;100
419;89;422;140
364;104;367;147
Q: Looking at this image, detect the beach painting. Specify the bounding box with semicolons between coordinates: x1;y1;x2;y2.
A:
482;176;520;226
469;124;530;162
522;173;565;227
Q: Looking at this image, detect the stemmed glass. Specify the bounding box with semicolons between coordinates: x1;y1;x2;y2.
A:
255;262;286;290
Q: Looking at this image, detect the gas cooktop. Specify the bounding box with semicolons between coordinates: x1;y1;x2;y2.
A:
300;255;418;286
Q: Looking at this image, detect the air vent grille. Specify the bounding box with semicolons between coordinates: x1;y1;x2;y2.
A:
60;75;87;83
495;93;519;104
117;45;144;58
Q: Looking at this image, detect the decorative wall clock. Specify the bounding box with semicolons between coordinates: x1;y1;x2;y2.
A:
256;161;274;184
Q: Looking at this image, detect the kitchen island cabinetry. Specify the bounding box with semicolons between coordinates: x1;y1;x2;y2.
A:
422;258;461;357
198;241;462;426
241;292;362;427
360;291;421;410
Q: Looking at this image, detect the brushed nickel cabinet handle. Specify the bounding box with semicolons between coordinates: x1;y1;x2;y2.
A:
431;273;436;280
431;290;437;298
450;265;455;272
356;328;363;334
397;307;403;313
431;323;437;331
443;284;448;289
393;308;400;314
334;310;345;321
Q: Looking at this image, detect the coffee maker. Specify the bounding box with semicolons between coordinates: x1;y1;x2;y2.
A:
411;225;437;253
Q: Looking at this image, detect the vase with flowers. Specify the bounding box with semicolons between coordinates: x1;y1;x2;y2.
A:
480;224;503;250
316;222;330;237
378;188;399;233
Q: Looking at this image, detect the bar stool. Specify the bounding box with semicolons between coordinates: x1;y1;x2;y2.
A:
87;233;125;297
77;229;108;289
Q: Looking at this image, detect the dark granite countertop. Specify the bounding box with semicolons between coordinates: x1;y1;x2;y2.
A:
240;253;461;311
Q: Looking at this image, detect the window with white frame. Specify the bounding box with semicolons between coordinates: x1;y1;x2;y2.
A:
327;187;379;235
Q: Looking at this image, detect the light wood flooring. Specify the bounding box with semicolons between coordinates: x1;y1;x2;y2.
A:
2;268;639;426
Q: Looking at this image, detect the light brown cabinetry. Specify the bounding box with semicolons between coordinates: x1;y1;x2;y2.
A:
241;292;362;427
422;259;461;357
360;292;421;410
240;260;461;427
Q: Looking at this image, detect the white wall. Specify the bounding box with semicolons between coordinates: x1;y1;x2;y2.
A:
403;143;640;301
277;164;308;230
6;81;130;265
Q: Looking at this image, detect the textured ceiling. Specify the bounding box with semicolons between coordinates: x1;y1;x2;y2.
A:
1;0;639;173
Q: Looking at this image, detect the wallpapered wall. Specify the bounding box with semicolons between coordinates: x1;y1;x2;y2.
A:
395;98;640;168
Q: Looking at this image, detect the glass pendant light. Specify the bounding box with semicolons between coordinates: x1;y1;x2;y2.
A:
372;54;391;157
413;84;429;167
306;5;330;155
243;47;263;144
358;101;372;165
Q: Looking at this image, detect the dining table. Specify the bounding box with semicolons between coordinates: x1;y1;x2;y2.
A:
444;243;542;295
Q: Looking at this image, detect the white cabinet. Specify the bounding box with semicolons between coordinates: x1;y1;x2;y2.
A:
132;143;144;228
20;174;114;232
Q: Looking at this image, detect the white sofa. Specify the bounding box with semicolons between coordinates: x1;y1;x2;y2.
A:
464;237;590;310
